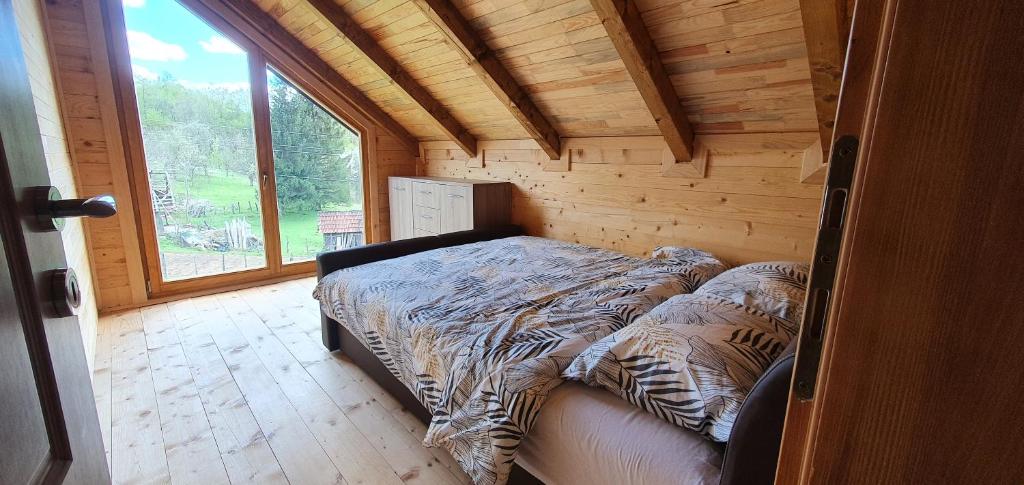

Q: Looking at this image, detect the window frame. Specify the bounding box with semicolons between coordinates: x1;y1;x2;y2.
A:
103;0;373;298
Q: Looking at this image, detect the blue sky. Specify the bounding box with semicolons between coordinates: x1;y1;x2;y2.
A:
123;0;250;89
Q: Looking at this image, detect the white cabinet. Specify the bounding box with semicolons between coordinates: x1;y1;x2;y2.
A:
389;176;510;240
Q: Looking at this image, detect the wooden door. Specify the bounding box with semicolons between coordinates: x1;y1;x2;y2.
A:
439;184;472;233
388;177;413;240
777;0;1024;483
0;3;110;483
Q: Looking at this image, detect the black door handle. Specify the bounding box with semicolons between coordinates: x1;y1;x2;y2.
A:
32;186;117;231
49;195;117;218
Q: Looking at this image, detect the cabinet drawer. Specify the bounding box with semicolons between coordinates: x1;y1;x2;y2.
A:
413;205;441;233
414;228;438;238
412;181;440;209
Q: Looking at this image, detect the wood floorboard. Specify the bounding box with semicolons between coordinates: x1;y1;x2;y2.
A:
269;280;466;473
167;298;289;485
236;285;467;482
95;277;472;485
141;304;231;485
93;306;114;469
109;310;172;484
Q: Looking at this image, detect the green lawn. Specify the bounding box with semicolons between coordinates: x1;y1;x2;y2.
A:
160;171;360;262
174;172;259;207
278;210;320;261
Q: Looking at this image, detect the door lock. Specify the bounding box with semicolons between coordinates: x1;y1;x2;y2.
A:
32;186;116;231
48;268;81;318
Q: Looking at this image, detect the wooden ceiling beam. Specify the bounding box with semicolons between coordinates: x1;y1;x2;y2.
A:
186;0;419;152
410;0;562;160
306;0;478;157
588;0;702;176
799;0;853;157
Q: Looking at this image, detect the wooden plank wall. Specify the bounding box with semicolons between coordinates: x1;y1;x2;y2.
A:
36;1;417;312
422;133;823;264
372;131;418;242
13;0;101;370
40;0;149;313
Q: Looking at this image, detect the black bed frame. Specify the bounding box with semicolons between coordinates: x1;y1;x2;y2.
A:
316;226;795;485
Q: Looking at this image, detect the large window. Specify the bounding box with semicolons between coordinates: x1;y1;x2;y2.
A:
268;69;364;264
115;0;367;293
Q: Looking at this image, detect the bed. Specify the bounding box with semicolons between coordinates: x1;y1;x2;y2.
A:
315;226;798;485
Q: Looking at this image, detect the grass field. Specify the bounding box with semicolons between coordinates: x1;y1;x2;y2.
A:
160;171;359;262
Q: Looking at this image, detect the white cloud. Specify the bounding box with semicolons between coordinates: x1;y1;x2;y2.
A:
178;80;250;91
131;64;158;80
199;35;244;55
126;30;187;62
122;0;144;8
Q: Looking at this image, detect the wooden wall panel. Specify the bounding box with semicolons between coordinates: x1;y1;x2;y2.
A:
422;133;822;264
12;0;100;370
41;0;149;313
372;132;418;241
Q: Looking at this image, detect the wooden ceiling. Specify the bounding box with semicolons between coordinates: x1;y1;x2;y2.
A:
246;0;820;152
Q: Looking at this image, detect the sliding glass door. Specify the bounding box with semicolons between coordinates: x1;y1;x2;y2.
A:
115;0;367;294
123;0;266;281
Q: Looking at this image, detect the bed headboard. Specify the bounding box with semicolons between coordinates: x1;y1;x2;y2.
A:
719;340;797;485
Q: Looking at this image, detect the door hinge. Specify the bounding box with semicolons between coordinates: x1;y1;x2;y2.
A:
145;280;152;293
793;135;859;401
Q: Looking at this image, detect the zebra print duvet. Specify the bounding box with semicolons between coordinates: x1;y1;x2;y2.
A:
313;236;726;485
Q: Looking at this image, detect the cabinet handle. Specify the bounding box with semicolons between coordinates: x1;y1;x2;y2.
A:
419;190;432;195
420;214;433;219
394;187;405;191
447;194;463;198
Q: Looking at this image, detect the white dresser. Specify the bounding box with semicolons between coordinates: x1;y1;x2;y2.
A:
388;176;512;240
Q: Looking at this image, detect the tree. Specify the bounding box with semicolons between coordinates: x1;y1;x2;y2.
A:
267;70;361;213
130;70;362;218
134;74;256;181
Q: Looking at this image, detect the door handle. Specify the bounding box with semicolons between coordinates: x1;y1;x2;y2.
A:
32;186;116;231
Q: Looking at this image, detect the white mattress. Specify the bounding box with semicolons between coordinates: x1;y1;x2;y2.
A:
517;382;723;485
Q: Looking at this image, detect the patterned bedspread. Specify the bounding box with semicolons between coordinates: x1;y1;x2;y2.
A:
313;236;726;484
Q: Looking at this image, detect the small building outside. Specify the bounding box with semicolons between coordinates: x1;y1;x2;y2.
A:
317;210;364;251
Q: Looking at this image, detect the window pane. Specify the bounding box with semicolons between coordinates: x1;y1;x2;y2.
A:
267;69;365;263
123;0;266;281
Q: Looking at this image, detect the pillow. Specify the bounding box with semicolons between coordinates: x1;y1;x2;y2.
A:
695;261;809;334
640;246;729;293
651;246;727;265
563;261;808;442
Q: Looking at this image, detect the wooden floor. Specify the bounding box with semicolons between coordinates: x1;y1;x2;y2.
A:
92;277;471;485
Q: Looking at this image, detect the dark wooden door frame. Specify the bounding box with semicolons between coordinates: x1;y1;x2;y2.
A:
777;0;1024;482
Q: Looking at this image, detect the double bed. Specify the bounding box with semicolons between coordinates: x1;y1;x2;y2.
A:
315;226;799;485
